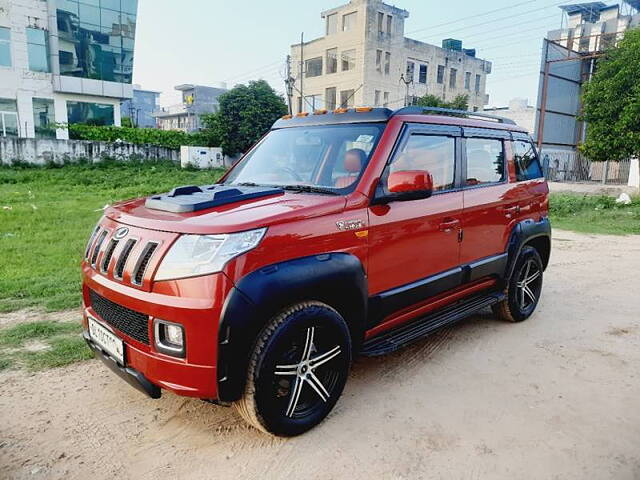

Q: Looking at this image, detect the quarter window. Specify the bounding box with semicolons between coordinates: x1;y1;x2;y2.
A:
513;140;543;181
465;138;505;186
390;135;456;191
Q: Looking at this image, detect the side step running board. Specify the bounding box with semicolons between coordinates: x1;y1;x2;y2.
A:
360;292;505;357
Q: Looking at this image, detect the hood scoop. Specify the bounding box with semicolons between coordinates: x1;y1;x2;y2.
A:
145;184;283;213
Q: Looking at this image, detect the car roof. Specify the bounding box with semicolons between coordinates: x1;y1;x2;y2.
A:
271;106;527;134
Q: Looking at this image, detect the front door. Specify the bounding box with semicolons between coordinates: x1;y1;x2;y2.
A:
367;125;463;324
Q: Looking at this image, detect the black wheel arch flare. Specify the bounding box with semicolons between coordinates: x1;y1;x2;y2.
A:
216;253;368;403
504;216;551;288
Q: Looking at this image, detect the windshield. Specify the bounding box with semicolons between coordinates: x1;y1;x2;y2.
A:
223;123;385;194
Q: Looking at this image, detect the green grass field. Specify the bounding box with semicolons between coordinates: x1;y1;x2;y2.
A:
0;161;638;316
0;160;222;313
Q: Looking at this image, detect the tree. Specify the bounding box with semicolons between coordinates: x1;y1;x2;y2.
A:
201;80;288;155
580;28;640;161
414;94;469;110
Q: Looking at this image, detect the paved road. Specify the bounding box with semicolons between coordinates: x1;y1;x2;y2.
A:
1;229;639;479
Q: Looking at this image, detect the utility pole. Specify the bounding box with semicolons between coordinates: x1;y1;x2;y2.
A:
400;73;413;107
284;55;293;115
299;32;304;113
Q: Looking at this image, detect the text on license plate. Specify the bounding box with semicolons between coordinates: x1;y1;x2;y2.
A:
88;317;124;365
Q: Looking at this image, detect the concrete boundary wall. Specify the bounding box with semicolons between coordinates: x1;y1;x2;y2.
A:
0;137;179;165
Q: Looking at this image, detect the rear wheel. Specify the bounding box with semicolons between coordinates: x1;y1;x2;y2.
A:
493;246;544;322
234;301;351;436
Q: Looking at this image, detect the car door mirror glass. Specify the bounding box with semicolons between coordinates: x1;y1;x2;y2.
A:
386;170;433;200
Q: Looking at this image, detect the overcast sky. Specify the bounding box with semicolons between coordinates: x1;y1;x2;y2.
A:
133;0;595;108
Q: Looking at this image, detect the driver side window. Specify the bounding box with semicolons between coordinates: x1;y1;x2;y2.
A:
389;134;455;191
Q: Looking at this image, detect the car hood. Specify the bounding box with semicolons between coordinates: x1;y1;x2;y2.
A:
104;191;347;234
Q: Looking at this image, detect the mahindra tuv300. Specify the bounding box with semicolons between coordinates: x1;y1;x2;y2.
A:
81;107;551;436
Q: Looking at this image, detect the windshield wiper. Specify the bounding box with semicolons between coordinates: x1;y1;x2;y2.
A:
280;185;340;195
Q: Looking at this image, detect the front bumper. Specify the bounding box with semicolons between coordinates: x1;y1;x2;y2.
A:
84;332;161;398
82;264;234;399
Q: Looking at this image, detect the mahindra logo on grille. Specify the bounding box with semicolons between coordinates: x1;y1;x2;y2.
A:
114;227;129;240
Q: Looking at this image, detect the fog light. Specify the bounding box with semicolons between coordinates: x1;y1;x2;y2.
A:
154;319;185;357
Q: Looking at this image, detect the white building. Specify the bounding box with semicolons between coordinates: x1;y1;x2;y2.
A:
0;0;138;139
153;83;227;133
485;98;536;134
289;0;492;113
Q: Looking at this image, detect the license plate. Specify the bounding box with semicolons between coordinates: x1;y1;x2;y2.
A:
88;317;125;365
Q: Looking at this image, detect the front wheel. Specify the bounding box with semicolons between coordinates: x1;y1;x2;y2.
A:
234;301;352;436
493;246;544;322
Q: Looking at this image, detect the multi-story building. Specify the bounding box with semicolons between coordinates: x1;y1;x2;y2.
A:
153;83;227;132
534;1;640;154
120;86;160;128
0;0;138;139
288;0;492;113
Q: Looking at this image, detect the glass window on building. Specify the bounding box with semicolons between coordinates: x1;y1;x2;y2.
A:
326;48;338;74
305;57;322;77
339;89;355;108
26;28;50;72
386;15;392;35
475;74;481;93
464;71;471;90
342;12;356;31
377;12;384;33
384;51;390;75
437;65;445;84
383;91;389;107
325;87;337;111
419;64;427;84
67;101;114;126
341;49;355;71
375;49;382;72
326;13;337;35
33;98;56;138
56;0;137;84
303;94;323;113
449;68;457;88
406;61;415;82
374;90;381;106
0;98;18;137
0;27;11;67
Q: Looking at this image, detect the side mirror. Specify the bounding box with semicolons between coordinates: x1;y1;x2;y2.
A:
386;170;433;201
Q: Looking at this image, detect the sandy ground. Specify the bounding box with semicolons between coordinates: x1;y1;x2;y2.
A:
1;229;639;480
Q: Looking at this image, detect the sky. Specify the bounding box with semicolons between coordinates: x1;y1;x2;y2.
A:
132;0;599;108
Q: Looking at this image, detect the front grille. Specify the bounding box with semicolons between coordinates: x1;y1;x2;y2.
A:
101;239;119;273
90;230;108;266
89;289;150;345
114;239;136;279
133;242;158;285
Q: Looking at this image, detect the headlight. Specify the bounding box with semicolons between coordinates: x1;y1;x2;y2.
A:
154;228;266;281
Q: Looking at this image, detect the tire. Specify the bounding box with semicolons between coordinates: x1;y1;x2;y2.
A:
234;301;352;436
493;246;544;323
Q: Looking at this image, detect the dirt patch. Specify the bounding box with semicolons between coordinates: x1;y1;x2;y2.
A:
0;309;79;329
1;229;639;479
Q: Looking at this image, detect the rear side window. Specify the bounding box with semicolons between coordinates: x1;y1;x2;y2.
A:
513;140;543;181
465;138;505;186
390;135;455;191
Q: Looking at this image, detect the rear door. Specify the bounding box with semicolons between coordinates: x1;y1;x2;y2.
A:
367;123;464;323
460;128;516;265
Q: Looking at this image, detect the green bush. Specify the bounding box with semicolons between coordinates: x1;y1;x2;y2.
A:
66;123;212;150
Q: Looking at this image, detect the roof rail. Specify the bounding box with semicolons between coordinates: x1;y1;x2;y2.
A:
392;106;516;125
